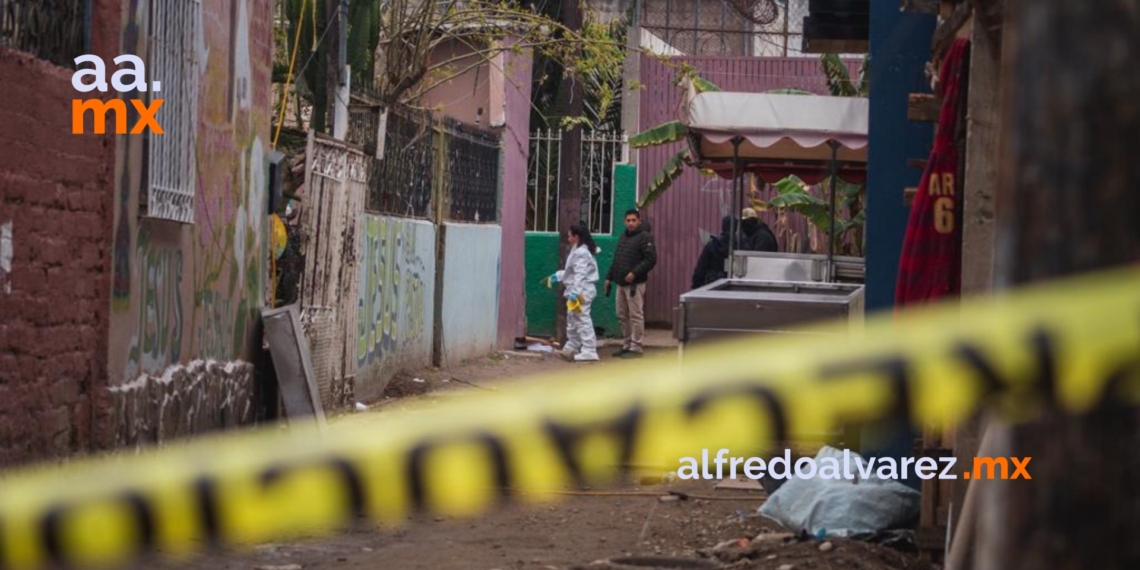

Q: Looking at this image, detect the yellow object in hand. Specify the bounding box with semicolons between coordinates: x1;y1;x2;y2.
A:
566;297;582;313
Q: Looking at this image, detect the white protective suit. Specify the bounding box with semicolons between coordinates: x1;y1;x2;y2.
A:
555;244;600;360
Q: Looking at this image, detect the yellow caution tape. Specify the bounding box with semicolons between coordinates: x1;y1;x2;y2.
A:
2;268;1140;569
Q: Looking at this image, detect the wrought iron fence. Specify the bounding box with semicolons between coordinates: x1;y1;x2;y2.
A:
527;130;561;233
441;117;501;223
640;0;812;57
0;0;89;68
526;130;628;235
364;107;435;218
582;131;627;235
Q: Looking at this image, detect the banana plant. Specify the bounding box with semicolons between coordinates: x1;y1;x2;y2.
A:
631;70;720;209
752;175;866;256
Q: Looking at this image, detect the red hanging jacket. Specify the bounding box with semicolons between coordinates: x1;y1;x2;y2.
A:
895;38;970;308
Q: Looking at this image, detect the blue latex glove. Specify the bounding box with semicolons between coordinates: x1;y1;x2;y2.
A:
568;291;579;303
549;272;560;284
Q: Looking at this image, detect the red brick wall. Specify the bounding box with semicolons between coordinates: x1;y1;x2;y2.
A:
0;0;119;467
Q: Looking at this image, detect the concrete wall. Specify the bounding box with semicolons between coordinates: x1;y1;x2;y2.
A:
524;164;637;338
440;223;501;362
354;214;436;401
106;0;274;447
0;0;121;466
495;44;533;348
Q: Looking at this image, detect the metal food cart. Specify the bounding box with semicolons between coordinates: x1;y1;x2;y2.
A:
672;89;870;347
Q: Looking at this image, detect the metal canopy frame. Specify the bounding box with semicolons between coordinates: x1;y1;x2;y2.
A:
705;135;859;283
682;91;869;283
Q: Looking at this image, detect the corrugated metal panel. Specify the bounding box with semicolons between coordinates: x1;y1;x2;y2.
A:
637;56;857;324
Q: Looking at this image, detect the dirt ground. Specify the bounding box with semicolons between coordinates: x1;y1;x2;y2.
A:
138;330;936;570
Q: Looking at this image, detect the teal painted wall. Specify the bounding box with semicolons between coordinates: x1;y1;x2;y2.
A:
524;164;637;337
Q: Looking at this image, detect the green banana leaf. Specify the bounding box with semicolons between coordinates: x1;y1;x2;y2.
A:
638;149;691;209
768;176;832;233
629;121;688;148
693;76;720;93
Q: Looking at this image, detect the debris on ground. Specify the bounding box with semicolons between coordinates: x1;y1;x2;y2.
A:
699;534;936;570
715;477;765;492
758;446;921;538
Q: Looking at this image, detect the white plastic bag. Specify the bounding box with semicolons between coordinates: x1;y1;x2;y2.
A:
757;446;921;538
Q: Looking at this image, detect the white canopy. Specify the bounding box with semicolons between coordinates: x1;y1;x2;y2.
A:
683;92;870;164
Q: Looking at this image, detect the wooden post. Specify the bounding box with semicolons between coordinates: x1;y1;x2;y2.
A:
554;0;585;345
949;4;1004;558
976;0;1140;568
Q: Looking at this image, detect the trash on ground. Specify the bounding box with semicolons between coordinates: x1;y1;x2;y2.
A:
849;529;918;552
757;446;921;538
751;532;794;546
714;477;764;491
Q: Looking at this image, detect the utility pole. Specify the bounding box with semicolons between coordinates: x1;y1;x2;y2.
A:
975;0;1140;568
554;0;585;345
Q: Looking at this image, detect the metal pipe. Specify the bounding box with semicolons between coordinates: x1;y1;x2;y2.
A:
827;141;839;283
729;138;742;277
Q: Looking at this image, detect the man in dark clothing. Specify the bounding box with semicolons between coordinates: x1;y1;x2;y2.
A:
605;209;657;357
739;207;779;252
691;216;733;289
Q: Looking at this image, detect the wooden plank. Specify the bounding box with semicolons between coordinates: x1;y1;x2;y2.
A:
909;93;942;122
908;158;929;171
932;2;973;61
905;186;918;206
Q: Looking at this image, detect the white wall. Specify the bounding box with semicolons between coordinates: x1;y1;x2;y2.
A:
440;223;502;363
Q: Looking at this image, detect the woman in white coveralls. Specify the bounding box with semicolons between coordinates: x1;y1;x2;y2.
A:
550;224;601;362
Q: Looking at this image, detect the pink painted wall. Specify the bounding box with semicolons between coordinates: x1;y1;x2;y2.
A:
419;39;533;347
495;45;533;347
421;39;495;127
637;56;858;325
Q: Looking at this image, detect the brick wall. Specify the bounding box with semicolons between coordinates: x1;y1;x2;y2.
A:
0;0;119;467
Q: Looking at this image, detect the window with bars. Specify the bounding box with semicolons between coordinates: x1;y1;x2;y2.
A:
0;0;89;68
144;0;200;224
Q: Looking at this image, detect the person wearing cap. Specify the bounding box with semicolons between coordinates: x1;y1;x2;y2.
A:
739;208;779;253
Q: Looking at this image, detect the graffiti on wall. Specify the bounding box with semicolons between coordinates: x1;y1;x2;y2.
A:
356;216;431;367
125;230;185;379
111;0;273;386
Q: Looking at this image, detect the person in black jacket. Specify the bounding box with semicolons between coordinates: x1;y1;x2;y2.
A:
691;216;733;289
604;209;657;358
739;208;779;252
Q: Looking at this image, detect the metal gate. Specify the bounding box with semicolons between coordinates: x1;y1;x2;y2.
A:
526;130;628;235
299;132;367;410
